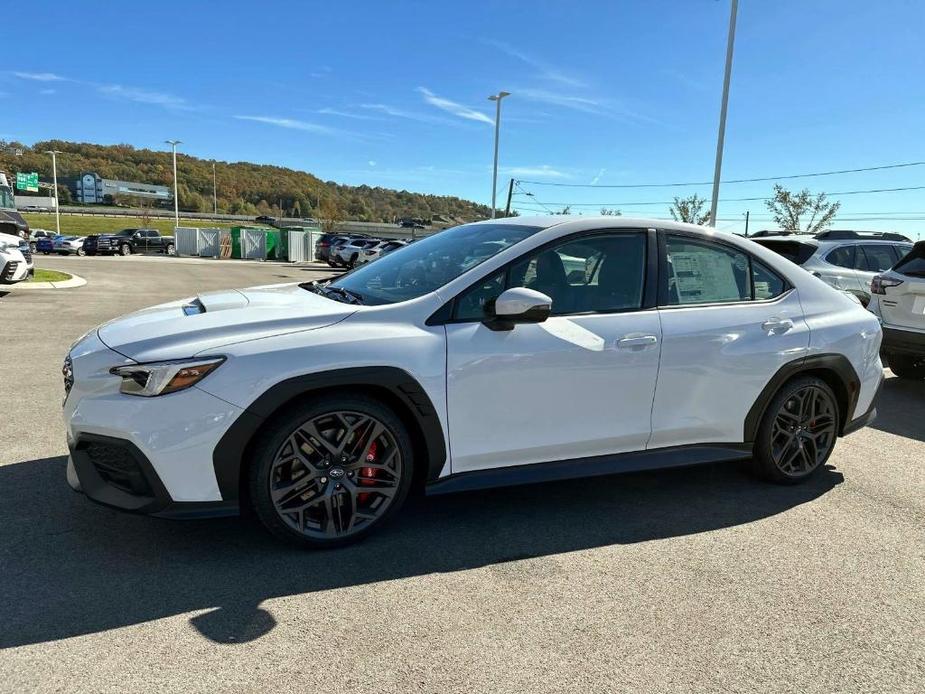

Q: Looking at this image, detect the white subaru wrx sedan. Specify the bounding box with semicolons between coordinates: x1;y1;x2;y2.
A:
63;217;883;547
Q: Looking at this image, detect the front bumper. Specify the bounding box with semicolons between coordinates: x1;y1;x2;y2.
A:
881;326;925;357
64;330;246;517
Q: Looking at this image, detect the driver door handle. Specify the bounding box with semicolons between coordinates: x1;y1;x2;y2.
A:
617;334;659;350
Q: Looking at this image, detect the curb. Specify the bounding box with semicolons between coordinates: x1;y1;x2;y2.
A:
14;274;87;290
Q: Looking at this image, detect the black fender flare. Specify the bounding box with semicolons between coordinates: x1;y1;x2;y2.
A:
743;353;861;442
211;367;447;501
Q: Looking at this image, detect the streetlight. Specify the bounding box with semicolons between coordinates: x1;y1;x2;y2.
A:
165;140;182;228
708;0;739;227
488;91;511;219
44;150;63;235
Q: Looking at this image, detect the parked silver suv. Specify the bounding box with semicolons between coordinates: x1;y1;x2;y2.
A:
869;241;925;380
751;230;913;306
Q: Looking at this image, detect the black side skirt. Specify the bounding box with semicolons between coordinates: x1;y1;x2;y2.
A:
425;443;753;496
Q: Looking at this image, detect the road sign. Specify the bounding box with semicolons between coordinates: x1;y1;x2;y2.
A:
16;172;39;192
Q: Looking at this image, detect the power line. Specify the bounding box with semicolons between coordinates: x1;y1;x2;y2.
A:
512;184;925;208
517;159;925;189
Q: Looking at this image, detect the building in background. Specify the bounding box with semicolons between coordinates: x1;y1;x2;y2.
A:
66;172;171;205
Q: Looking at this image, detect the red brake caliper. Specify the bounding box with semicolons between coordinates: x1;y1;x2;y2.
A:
357;440;379;504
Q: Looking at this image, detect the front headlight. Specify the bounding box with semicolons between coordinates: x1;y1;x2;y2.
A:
110;357;225;397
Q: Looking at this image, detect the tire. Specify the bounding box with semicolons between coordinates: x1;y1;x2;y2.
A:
77;248;86;257
165;243;176;256
120;243;132;256
887;353;925;380
349;253;358;268
42;251;50;255
29;242;36;253
248;394;414;549
327;261;336;267
751;376;839;484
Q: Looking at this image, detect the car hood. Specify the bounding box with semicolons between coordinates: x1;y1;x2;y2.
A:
97;283;355;362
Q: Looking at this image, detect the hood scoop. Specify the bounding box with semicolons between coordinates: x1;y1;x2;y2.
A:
194;289;250;313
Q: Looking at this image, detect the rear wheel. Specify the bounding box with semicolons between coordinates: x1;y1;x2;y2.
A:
248;395;413;548
886;353;925;380
77;247;86;257
165;243;176;256
751;376;839;484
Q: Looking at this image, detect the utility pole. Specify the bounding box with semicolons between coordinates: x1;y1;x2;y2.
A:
708;0;738;227
165;140;182;228
744;210;750;237
488;91;511;218
503;178;515;217
44;150;63;235
212;162;218;215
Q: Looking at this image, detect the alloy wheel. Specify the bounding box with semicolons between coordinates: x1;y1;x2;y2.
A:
769;385;837;476
268;410;403;539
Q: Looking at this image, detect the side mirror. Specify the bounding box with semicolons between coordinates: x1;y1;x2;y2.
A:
485;287;552;330
134;232;143;239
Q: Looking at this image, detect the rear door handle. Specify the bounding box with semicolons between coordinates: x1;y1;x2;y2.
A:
617;334;659;350
761;317;793;333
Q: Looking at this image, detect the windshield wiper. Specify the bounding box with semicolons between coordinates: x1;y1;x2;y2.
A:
322;286;365;305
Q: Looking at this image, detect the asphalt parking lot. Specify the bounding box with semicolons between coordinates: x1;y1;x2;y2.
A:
1;255;923;693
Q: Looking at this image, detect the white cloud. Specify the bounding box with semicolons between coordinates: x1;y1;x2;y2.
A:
97;84;192;110
368;160;377;167
13;71;66;82
417;87;494;124
39;88;56;95
360;103;449;124
516;88;602;114
483;40;587;88
317;107;382;121
590;168;606;185
234;115;336;134
503;165;570;179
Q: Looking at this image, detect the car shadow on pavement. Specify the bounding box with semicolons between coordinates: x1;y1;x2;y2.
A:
0;455;842;648
870;375;925;443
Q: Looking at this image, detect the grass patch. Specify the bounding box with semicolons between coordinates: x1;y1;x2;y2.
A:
28;268;73;283
22;213;238;237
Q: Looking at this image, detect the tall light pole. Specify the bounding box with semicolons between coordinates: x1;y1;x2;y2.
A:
44;150;63;235
488;91;511;218
165;140;182;227
212;162;218;215
708;0;738;227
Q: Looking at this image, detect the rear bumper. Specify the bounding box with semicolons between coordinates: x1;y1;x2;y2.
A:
881;326;925;356
842;370;882;436
67;433;239;519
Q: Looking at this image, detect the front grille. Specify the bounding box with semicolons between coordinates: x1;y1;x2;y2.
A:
1;261;20;281
62;355;73;396
84;442;153;496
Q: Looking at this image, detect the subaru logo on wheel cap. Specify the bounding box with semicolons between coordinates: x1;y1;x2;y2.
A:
329;467;346;479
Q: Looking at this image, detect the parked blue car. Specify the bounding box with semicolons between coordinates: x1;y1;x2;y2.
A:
36;235;61;255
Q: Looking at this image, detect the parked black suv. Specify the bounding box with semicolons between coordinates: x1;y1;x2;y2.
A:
84;229;176;256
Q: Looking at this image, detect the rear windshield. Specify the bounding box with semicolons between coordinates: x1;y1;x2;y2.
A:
751;239;816;265
894;244;925;276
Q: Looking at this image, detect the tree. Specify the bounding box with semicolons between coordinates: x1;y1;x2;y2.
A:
553;205;572;215
765;184;840;232
600;208;621;216
317;197;344;232
669;194;710;225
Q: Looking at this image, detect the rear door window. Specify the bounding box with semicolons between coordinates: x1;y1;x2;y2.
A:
894;245;925;276
858;244;897;272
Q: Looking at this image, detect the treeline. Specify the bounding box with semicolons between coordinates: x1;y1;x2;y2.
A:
0;140;492;223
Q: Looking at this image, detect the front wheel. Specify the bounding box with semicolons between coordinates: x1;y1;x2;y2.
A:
751;376;839;484
77;247;86;257
886;353;925;380
248;395;414;548
165;243;176;256
120;244;132;256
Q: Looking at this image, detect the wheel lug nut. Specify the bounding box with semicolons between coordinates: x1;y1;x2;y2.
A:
321;477;327;484
336;483;342;490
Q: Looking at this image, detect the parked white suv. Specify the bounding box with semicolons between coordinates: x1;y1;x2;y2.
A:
869;240;925;379
0;232;30;284
63;217;883;547
751;230;912;306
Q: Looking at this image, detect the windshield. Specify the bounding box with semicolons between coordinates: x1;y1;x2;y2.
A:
894;244;925;276
327;222;544;305
0;186;14;210
751;239;817;265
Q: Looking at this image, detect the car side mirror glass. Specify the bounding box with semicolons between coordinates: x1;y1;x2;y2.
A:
484;287;552;330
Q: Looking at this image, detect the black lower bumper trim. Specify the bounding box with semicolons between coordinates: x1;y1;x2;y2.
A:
69;433;239;519
843;406;877;435
881;327;925;356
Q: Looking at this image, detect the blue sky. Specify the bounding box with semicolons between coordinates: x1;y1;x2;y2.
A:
3;0;924;237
